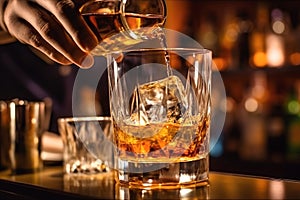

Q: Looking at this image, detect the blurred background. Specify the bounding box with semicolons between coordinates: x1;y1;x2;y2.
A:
165;0;300;180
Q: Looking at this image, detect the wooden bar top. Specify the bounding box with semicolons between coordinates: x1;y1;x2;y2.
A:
0;166;299;199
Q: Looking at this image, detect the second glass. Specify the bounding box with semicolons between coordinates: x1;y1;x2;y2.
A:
107;48;212;188
58;117;113;174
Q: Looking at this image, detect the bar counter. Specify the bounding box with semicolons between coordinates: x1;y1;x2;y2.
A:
0;166;299;199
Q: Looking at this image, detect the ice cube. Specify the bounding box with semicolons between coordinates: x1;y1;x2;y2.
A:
128;75;188;125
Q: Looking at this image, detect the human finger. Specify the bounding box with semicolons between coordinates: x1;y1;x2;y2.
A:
35;0;98;52
11;19;73;65
4;0;93;67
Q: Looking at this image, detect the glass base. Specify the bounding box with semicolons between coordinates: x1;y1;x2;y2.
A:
63;158;110;174
116;155;209;189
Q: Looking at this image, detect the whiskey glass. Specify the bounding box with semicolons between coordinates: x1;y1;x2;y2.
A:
107;48;212;188
58;116;113;174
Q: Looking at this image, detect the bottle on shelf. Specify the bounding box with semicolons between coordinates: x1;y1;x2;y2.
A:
248;4;288;68
286;10;300;66
235;11;253;69
238;72;269;161
266;101;286;163
249;3;268;68
265;8;287;67
284;81;300;162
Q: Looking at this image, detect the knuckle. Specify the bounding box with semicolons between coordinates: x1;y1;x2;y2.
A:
55;0;76;14
4;15;16;31
28;33;42;48
35;13;56;39
3;5;17;26
47;51;56;60
39;21;54;38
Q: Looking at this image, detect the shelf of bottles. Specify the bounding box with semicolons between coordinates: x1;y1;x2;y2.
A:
185;1;300;70
169;0;300;168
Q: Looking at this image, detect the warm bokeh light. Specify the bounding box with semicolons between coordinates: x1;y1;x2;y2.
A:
226;97;236;113
269;181;285;199
290;52;300;66
272;20;285;34
245;98;259;112
253;52;267;67
213;58;227;71
252;85;266;100
225;24;239;43
266;34;285;67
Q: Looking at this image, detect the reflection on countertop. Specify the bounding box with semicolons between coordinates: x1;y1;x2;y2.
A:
0;166;300;199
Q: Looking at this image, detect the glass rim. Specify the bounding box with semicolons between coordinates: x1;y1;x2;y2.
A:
57;116;111;123
108;47;212;55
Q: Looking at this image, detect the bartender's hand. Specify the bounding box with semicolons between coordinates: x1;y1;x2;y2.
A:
0;0;98;68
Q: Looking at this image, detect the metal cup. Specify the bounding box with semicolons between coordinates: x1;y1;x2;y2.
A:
0;101;10;169
7;99;45;174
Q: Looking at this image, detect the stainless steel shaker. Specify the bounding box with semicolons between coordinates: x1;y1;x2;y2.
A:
7;99;46;174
